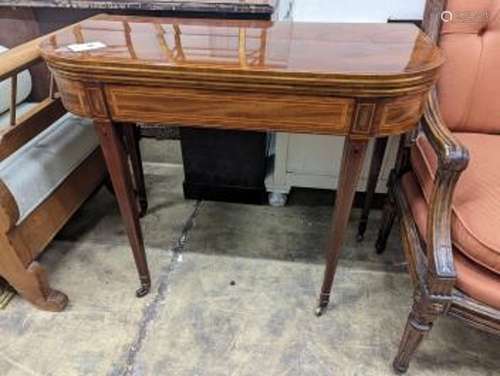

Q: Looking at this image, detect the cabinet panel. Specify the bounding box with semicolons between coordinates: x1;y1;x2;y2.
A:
266;132;400;195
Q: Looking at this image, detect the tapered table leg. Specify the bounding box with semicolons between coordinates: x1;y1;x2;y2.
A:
122;123;148;217
94;120;151;297
357;137;388;241
316;137;369;316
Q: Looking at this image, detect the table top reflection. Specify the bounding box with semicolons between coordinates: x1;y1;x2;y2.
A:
40;14;443;78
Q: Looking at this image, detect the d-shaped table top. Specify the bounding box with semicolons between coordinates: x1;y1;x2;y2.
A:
40;14;444;96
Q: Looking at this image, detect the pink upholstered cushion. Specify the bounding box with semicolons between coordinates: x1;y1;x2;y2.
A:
411;133;500;275
438;0;500;133
402;172;500;310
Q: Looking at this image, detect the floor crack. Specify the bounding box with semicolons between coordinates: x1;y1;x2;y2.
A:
110;200;202;376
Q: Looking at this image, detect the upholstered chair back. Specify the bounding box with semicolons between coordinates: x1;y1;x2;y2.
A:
437;0;500;133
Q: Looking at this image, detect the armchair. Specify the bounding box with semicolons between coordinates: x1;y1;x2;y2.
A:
376;0;500;372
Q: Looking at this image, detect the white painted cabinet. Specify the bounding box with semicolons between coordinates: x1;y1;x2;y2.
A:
265;134;400;205
266;0;424;205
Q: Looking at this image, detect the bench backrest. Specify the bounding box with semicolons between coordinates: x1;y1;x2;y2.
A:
0;19;92;162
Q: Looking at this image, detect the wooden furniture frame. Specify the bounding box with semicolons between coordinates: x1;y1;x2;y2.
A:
356;136;389;241
0;28;109;311
375;0;500;372
39;14;443;312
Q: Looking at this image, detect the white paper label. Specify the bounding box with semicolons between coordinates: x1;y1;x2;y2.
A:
66;41;106;52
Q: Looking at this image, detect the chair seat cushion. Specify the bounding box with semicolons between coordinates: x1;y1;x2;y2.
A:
0;113;99;223
411;132;500;275
402;172;500;310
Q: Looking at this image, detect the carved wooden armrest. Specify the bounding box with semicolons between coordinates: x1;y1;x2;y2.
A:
420;90;470;295
422;91;470;172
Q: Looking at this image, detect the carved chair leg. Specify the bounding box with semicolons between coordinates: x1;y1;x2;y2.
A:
393;293;439;374
122;123;148;218
0;237;68;311
357;137;388;241
375;180;397;254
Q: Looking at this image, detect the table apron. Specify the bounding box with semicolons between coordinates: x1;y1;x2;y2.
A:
54;76;427;137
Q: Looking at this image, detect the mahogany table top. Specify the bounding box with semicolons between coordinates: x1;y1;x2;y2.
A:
40;14;443;93
39;15;443;138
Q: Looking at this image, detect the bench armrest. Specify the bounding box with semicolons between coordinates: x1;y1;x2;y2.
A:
0;17;101;160
0;38;43;82
0;15;101;81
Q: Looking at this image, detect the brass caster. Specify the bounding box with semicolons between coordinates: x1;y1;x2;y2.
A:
315;304;328;317
392;360;408;375
135;284;150;298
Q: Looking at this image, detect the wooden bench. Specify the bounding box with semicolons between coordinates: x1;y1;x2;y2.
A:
0;34;107;311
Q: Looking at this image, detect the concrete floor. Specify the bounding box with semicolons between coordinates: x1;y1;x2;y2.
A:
1;163;499;376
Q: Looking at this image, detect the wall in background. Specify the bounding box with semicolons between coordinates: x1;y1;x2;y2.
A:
292;0;425;22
